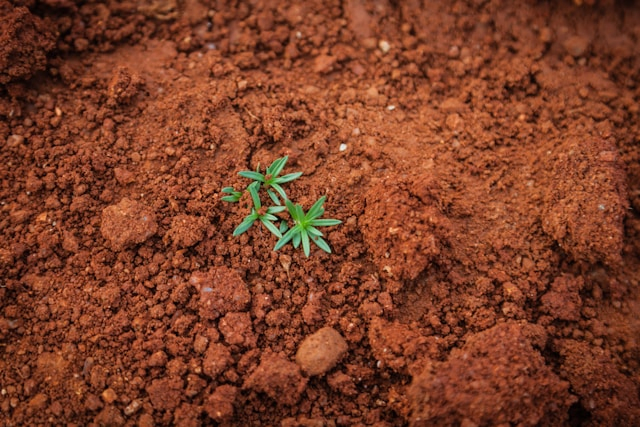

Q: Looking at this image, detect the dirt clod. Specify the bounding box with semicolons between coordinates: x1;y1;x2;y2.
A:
100;198;158;251
0;1;55;84
190;267;251;320
409;322;575;426
244;352;307;406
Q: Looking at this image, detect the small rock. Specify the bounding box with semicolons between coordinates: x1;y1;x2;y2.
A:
445;113;463;131
148;350;168;367
190;267;251;320
165;214;209;248
74;38;89;51
244;352;307;405
113;167;136;185
204;385;238;422
563;35;590;58
539;27;553;44
28;393;48;410
124;399;142;416
440;98;467;113
296;327;348;376
219;312;256;347
313;55;337;74
101;388;118;404
100;198;157;251
202;343;232;379
6;134;25;147
94;406;125;426
146;377;184;411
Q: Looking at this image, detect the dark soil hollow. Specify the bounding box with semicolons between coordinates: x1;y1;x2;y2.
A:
2;0;640;426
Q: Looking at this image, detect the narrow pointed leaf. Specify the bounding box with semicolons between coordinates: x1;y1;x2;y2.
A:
267;205;286;214
247;182;261;209
274;225;300;251
275;171;302;184
238;171;265;181
267;189;281;205
261;218;283;238
312;236;332;253
295;204;305;222
279;221;289;233
285;199;297;218
266;156;288;178
301;229;310;257
271;183;289;202
306;226;324;238
222;187;237;193
262;213;279;222
310;218;342;227
233;215;257;236
307;196;327;220
292;232;301;248
221;195;240;202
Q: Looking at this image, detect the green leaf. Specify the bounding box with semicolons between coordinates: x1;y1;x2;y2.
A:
267;205;286;214
221;187;242;202
275;171;303;184
233;215;257;236
307;196;327;220
313;236;332;253
301;229;310;257
306;226;324;238
261;218;283;238
310;218;342;227
262;213;279;222
267;189;281;205
274;225;300;251
292;232;301;248
238;170;265;182
285;199;298;220
266;156;288;178
271;183;289;202
221;195;240;202
247;182;261;209
279;221;289;234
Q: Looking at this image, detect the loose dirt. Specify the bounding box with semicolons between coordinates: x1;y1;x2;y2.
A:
2;0;640;426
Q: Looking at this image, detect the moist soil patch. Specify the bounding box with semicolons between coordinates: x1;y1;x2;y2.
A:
2;1;640;426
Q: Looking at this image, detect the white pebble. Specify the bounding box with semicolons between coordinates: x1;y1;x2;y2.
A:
339;143;348;152
378;40;390;53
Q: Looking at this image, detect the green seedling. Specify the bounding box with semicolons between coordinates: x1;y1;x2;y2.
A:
221;187;243;203
238;156;302;203
274;196;342;257
233;182;286;237
222;156;340;257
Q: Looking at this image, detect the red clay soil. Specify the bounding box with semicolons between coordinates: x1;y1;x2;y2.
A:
2;0;640;426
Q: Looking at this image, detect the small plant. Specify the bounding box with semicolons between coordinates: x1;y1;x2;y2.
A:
232;181;286;237
274;196;342;257
221;156;341;257
238;156;302;203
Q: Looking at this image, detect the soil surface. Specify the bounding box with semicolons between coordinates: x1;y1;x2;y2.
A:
2;0;640;426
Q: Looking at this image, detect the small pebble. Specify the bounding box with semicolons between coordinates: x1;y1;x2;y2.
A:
7;134;24;147
339;143;347;152
378;40;390;53
296;327;348;376
563;35;590;58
